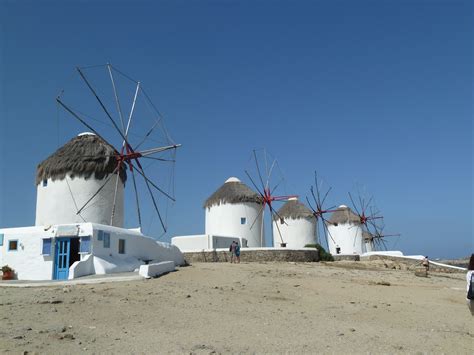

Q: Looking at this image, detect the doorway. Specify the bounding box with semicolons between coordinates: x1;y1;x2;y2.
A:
54;237;80;280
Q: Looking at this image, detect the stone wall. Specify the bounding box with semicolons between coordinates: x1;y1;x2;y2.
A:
361;254;465;273
333;254;360;262
183;249;319;264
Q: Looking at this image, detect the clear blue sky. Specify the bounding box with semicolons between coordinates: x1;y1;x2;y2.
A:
0;0;472;259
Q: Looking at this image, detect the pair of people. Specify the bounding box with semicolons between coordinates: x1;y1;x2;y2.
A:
229;241;240;263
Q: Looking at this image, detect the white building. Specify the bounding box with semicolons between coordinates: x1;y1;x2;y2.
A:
204;177;264;247
0;223;184;280
326;205;364;255
363;231;375;253
0;133;184;280
272;198;316;248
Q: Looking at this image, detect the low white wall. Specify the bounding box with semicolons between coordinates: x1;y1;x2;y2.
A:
69;254;95;279
172;235;210;251
172;234;246;252
93;255;143;274
139;261;175;278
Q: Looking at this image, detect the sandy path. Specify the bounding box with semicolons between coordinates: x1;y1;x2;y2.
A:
0;262;472;354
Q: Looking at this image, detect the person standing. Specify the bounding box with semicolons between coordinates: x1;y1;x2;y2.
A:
422;256;429;272
466;254;474;316
229;241;236;263
235;241;241;264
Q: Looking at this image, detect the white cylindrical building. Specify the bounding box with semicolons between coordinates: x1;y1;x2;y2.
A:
204;177;263;247
272;198;316;248
326;205;363;255
363;231;374;253
35;133;126;227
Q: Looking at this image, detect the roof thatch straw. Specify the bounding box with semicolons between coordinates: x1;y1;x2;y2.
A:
327;206;361;225
203;180;262;208
273;199;314;221
36;134;126;186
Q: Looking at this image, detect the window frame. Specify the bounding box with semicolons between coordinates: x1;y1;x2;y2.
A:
240;217;247;225
41;238;52;255
118;239;125;254
103;232;110;248
8;240;19;252
79;236;91;254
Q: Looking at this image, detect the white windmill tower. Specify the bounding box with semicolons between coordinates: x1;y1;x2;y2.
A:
35;132;127;227
272;197;316;248
204;177;263;247
326;205;364;255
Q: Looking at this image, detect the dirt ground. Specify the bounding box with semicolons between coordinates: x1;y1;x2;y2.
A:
0;262;472;354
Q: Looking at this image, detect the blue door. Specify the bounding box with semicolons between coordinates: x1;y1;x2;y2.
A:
54;238;70;280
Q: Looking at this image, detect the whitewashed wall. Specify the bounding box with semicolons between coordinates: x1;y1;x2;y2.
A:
90;224;185;268
171;234;246;252
364;240;374;253
327;223;364;255
35;175;124;227
272;218;316;248
171;235;210;251
205;202;263;247
0;226;55;280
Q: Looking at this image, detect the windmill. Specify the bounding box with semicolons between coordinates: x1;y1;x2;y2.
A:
244;149;297;247
305;171;340;251
347;189;400;252
55;63;180;236
369;220;401;251
348;191;384;231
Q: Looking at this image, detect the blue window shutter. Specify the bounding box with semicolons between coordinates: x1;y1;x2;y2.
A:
0;234;3;246
42;238;51;255
103;233;110;248
80;236;91;253
97;230;103;241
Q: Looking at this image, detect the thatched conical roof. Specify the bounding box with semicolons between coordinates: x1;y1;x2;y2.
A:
273;198;314;220
203;177;262;208
36;133;127;185
327;205;361;225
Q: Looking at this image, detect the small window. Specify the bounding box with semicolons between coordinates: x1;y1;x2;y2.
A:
240;217;246;225
42;179;48;187
8;240;18;251
97;230;103;241
79;236;91;253
118;239;125;254
280;218;284;224
0;234;3;246
103;233;110;248
42;238;52;255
